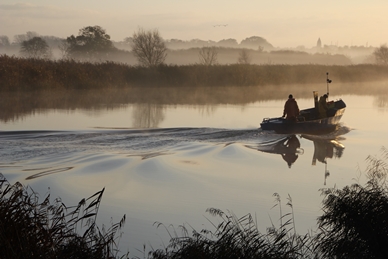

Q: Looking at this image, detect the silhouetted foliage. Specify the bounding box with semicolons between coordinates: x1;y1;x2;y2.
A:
373;44;388;65
131;28;168;67
20;37;52;59
315;147;388;258
198;47;218;66
14;31;39;44
0;36;10;47
237;49;251;64
0;173;127;259
217;38;238;48
240;36;274;50
149;195;315;259
66;26;115;60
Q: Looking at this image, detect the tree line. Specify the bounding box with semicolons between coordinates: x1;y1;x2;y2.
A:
2;25;388;66
0;26;271;67
17;26;168;67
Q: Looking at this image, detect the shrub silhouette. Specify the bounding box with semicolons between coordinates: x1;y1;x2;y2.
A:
0;174;126;259
315;147;388;258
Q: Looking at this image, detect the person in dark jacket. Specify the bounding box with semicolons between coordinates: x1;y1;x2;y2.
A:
282;94;299;122
318;94;329;118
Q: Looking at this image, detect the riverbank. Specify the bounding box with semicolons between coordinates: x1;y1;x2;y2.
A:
1;55;388;91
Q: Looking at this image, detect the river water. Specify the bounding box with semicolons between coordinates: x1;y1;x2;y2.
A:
1;84;388;257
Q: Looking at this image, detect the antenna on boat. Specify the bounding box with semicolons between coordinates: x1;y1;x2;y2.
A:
326;72;332;96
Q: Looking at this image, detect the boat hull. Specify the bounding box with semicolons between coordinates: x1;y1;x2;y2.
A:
260;99;346;135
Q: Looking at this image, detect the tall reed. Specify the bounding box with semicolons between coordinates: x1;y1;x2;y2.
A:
149;196;316;259
0;174;127;259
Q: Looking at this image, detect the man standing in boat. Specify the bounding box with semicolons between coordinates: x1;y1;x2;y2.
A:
318;94;329;118
282;94;299;122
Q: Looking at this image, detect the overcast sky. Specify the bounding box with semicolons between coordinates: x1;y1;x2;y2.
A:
1;0;388;48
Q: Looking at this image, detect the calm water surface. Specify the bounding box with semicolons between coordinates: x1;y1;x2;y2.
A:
1;86;388;257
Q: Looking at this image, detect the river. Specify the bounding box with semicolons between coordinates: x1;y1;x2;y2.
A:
1;83;387;257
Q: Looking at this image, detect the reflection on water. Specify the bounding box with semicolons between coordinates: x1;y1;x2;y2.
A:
252;126;349;184
374;94;388;109
0;121;381;257
25;166;74;180
254;135;303;168
1;83;388;125
306;136;344;165
254;134;345;169
132;104;165;128
2;83;388;257
0;87;260;123
302;134;345;185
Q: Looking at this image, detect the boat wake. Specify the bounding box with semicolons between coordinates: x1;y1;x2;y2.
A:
299;123;352;141
0;128;265;161
0;125;352;160
0;125;352;182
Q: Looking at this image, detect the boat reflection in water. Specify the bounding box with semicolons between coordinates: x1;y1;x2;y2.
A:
252;132;346;184
302;134;345;185
305;136;344;166
254;135;304;168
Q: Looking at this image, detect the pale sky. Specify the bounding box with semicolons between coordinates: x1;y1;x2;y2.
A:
1;0;388;48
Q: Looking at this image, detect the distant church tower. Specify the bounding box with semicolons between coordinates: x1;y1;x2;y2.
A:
317;38;322;48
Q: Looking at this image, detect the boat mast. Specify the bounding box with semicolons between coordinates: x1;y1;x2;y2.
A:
326;72;332;97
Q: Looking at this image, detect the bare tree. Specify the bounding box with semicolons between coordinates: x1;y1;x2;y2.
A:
132;103;165;128
237;49;251;64
373;44;388;65
20;37;52;59
58;40;71;59
131;28;167;67
0;36;10;47
14;31;39;44
123;37;133;45
198;46;218;65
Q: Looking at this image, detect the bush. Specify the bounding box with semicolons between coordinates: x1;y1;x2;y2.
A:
315;147;388;258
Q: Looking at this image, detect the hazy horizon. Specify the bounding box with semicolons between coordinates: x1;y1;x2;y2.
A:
1;1;388;48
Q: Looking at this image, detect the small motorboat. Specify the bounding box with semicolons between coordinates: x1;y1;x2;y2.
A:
260;73;346;135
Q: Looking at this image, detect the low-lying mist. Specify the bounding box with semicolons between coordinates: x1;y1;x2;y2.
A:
1;81;388;124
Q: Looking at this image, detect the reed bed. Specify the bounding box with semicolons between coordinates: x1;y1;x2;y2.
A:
149;198;317;259
2;55;388;91
0;174;127;259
